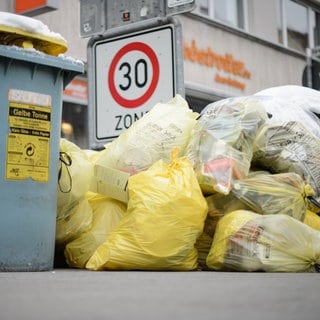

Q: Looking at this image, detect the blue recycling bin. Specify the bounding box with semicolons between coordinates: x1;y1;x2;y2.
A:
0;45;84;271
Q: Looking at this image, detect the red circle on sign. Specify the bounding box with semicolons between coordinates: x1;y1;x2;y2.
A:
108;42;160;108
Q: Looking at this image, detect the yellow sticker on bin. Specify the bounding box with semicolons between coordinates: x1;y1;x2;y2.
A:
6;89;52;182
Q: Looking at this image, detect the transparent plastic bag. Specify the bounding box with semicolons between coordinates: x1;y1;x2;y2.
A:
252;121;320;212
206;210;320;272
186;95;268;195
86;150;208;271
255;85;320;137
231;171;314;221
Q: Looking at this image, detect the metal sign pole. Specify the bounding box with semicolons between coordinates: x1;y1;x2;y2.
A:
80;0;195;38
306;47;313;88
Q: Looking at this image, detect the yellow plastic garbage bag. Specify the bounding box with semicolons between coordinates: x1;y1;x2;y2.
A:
64;192;126;268
206;210;320;272
304;210;320;231
56;139;94;246
94;95;198;175
90;95;199;202
57;138;94;210
86;151;208;271
55;196;93;245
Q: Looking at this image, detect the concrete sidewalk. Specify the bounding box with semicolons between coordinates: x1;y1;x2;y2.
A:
1;270;319;320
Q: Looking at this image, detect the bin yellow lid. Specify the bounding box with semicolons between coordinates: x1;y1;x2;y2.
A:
0;12;67;56
0;24;67;56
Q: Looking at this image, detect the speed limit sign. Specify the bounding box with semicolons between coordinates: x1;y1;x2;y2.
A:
87;19;183;148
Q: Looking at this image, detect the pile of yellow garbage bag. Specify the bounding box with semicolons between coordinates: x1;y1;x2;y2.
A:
56;86;320;272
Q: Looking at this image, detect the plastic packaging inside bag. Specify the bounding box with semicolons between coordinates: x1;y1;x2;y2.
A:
186;95;268;195
252;121;320;212
86;150;208;271
206;210;320;272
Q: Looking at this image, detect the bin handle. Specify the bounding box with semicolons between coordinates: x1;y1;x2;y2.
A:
58;151;72;193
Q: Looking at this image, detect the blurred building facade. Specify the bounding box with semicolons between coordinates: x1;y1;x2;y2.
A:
1;0;320;148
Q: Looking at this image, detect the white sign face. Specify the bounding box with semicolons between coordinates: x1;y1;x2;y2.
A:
94;25;175;142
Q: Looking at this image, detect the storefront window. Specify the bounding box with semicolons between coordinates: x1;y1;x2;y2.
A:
198;0;209;15
277;0;309;53
195;0;245;30
215;0;244;29
277;0;284;45
61;102;88;149
62;77;89;149
286;0;308;52
312;11;320;47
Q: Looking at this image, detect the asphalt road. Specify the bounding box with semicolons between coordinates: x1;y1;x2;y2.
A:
1;270;319;320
